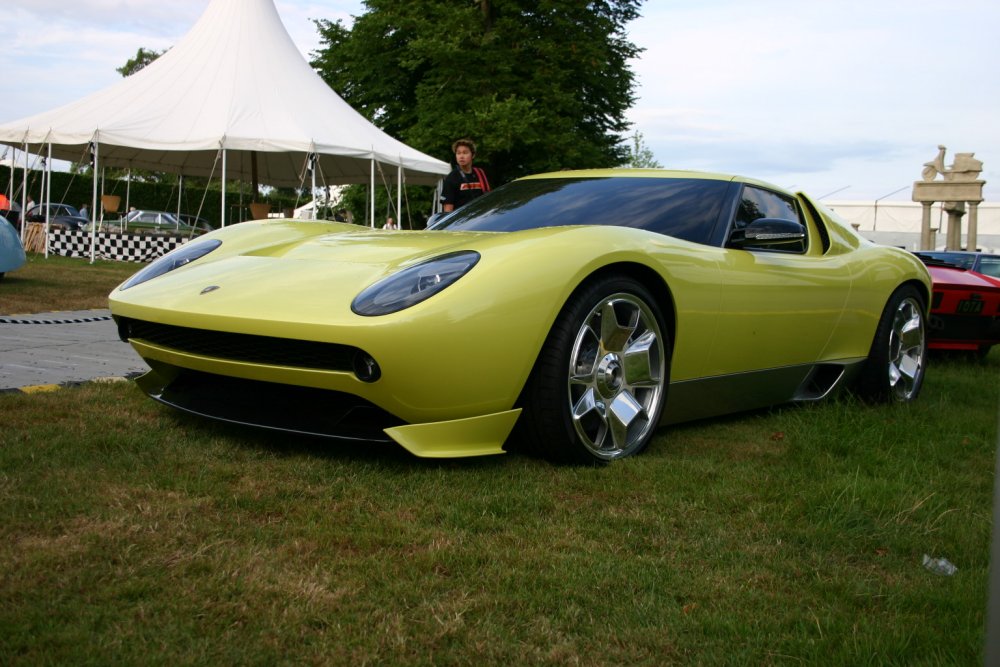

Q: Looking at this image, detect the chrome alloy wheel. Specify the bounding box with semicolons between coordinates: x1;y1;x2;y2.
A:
567;293;666;459
887;295;926;401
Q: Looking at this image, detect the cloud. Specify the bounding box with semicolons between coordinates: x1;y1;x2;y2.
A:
2;0;997;202
625;0;1000;199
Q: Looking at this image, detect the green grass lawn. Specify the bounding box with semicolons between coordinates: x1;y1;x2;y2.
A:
1;351;996;665
0;252;137;314
1;253;997;664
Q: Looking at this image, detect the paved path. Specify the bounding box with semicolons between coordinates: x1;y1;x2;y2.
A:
0;309;147;392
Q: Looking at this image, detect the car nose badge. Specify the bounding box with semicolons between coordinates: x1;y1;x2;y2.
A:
200;285;221;295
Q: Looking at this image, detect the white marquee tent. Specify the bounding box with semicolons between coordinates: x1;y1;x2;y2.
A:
0;0;449;236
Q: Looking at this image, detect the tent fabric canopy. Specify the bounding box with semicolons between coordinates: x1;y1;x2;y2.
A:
0;0;449;187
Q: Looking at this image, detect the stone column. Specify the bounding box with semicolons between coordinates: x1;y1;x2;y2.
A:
944;202;966;250
920;202;933;250
968;202;979;251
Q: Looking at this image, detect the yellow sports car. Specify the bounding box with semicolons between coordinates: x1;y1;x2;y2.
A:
109;169;931;463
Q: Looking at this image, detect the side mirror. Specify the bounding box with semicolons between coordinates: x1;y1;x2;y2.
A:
730;217;806;250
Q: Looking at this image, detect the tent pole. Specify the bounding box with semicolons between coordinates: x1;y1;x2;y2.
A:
311;154;317;220
20;141;27;243
99;165;106;244
125;168;132;233
397;165;402;229
221;149;227;227
251;151;259;205
370;159;375;228
89;139;99;264
177;174;183;222
45;142;52;258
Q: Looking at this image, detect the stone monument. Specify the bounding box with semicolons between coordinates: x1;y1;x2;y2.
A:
912;145;986;250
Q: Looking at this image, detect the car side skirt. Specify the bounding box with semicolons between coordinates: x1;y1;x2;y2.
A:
661;360;866;425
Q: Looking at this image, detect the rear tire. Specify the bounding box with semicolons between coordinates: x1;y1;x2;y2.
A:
856;285;927;403
518;275;669;464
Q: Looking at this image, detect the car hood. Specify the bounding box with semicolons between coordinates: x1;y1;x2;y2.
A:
928;265;1000;290
109;221;585;329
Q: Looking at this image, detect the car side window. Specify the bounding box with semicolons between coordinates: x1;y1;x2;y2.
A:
978;256;1000;279
731;185;807;253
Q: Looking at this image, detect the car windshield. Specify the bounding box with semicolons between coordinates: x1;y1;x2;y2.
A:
33;204;79;216
916;252;976;270
431;176;733;246
128;211;180;225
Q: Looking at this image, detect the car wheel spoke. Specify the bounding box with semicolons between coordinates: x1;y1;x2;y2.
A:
571;324;601;381
571;387;608;447
621;330;661;386
607;391;646;451
897;354;920;382
600;300;639;352
571;387;600;421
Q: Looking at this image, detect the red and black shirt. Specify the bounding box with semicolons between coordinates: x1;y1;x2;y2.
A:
441;166;491;210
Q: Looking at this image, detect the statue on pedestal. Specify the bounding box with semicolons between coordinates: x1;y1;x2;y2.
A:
921;145;983;183
913;145;986;251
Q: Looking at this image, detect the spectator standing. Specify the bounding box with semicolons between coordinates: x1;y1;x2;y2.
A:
441;138;490;213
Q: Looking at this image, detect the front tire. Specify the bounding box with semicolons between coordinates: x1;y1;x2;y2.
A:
519;276;669;464
856;285;927;402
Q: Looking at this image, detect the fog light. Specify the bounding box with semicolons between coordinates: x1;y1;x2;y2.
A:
353;352;381;383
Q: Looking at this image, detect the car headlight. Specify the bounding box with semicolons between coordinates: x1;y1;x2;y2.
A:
118;239;222;290
352;251;480;316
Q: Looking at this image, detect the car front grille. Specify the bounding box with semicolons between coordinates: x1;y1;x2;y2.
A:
117;317;360;373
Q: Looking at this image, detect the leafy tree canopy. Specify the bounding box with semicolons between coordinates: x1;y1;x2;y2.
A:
116;47;165;78
626;131;662;169
311;0;644;185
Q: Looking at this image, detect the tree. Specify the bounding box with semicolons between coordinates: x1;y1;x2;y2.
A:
624;131;661;168
116;47;165;78
311;0;644;185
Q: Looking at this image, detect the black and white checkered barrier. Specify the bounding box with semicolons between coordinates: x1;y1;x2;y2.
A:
49;228;192;263
0;314;113;324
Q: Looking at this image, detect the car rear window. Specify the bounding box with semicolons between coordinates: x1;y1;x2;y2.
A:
432;177;732;246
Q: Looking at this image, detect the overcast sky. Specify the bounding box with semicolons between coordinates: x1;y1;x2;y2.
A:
1;0;997;201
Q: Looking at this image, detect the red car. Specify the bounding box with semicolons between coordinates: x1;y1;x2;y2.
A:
914;252;1000;358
